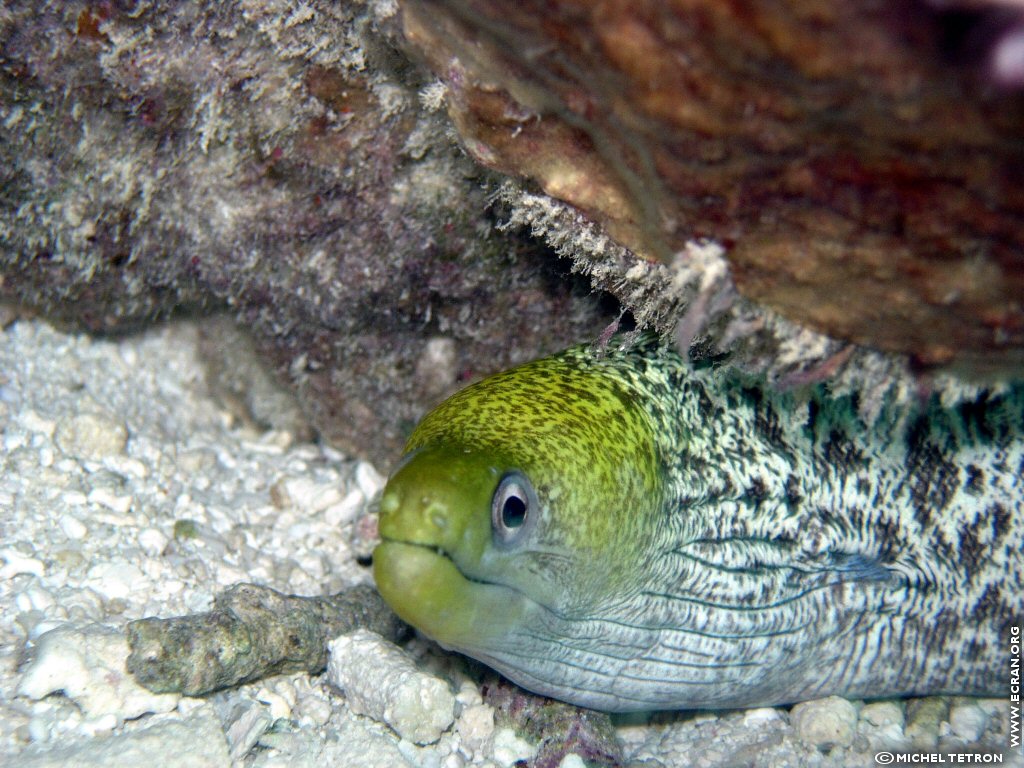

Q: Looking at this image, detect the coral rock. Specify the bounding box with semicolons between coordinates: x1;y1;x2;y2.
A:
400;0;1024;367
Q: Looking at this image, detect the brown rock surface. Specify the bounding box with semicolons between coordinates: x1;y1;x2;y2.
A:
401;0;1024;368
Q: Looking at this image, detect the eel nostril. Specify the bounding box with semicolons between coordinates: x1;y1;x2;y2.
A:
422;500;448;531
379;491;400;515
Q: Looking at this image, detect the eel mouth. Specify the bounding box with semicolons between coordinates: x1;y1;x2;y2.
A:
373;540;526;651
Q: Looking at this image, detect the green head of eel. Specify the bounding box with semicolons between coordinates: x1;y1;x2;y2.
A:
373;342;669;707
374;337;1022;712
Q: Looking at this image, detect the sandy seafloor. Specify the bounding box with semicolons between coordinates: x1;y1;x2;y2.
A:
0;316;1020;768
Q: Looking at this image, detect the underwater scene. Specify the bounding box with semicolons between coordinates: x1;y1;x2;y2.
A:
1;2;1022;766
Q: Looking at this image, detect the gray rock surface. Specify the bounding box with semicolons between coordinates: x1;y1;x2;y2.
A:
0;0;612;466
15;708;231;768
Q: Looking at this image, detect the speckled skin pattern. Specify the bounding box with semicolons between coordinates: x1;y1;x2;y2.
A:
374;335;1023;712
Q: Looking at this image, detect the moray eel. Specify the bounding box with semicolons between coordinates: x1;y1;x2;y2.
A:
373;335;1023;712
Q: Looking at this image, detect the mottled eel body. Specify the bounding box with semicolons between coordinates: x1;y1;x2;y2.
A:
374;335;1023;712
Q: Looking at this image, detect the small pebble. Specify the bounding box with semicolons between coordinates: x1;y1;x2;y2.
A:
742;707;784;726
0;549;46;579
38;446;54;467
455;680;484;709
105;598;127;615
26;698;84;743
85;562;146;601
355;461;385;498
58;514;88;541
137;527;169;556
269;678;298;709
790;696;857;750
490;727;536;768
324;489;366;527
299;694;333;727
15;585;56;614
255;687;292;720
456;704;495;761
3;431;26;452
60;491;89;507
948;702;988;741
875;722;910;748
860;701;904;729
175;449;216;475
225;700;274;761
906;697;948;749
103;455;149;478
270;476;343;513
21;410;56;437
86;487;133;514
977;698;1007;717
59;588;104;622
54;412;128;461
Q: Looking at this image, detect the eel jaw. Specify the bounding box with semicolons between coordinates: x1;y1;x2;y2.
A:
373;540;527;652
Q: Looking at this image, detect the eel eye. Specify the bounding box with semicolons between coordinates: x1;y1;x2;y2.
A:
491;471;537;547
